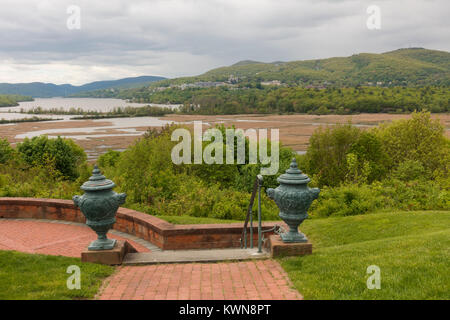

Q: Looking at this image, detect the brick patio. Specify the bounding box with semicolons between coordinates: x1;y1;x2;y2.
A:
97;260;302;300
0;219;150;257
0;219;302;300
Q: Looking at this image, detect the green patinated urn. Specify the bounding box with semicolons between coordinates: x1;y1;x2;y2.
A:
267;158;320;243
73;165;126;251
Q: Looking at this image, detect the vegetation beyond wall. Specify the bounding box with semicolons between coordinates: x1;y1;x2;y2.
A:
78;86;450;115
0;111;448;220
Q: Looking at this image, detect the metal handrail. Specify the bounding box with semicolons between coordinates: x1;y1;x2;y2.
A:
240;175;285;252
241;174;263;252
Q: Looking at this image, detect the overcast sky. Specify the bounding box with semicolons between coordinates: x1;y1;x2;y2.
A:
0;0;448;85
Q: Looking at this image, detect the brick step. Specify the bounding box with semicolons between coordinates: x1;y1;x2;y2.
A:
123;248;270;265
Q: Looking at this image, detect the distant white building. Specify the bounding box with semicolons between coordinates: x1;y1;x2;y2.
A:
261;80;282;86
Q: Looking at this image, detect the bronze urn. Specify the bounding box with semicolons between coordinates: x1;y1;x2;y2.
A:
73;165;126;250
267;158;320;243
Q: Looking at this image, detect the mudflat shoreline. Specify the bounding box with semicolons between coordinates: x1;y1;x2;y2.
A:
1;113;448;160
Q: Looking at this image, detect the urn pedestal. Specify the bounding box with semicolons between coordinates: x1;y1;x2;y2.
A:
73;165;126;251
267;158;319;243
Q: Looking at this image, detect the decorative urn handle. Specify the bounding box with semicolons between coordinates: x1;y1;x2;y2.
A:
267;158;320;243
73;165;126;251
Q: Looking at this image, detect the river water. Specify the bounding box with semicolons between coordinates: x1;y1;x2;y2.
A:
4;97;180;113
0;98;180;121
0;98;183;160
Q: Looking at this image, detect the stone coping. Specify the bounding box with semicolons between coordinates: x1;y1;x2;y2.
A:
0;197;280;250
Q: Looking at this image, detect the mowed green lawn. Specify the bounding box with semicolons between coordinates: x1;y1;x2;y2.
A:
280;210;450;300
0;210;448;300
0;251;114;300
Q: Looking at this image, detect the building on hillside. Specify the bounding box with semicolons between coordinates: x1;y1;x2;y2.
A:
261;80;282;86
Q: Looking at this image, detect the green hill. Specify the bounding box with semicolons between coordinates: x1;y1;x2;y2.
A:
0;76;166;98
383;48;450;69
161;48;449;87
73;48;450;114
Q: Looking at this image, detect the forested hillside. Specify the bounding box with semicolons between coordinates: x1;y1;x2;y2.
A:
154;48;450;87
87;86;448;115
0;94;33;107
74;48;450;115
0;76;166;98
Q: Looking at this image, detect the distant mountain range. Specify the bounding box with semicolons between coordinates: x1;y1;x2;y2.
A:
0;76;166;98
153;48;449;87
1;48;448;100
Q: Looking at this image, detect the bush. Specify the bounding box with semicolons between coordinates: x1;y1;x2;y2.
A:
304;111;449;188
112;127;180;205
347;131;388;183
0;139;14;164
0;161;81;199
309;176;449;218
122;174;279;221
103;123;285;221
211;190;278;221
17;136;86;180
375;111;449;177
305;123;361;187
381;178;449;211
98;150;121;169
309;183;388;218
393;160;428;181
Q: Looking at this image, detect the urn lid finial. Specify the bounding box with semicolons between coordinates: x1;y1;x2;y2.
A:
80;164;116;191
277;158;311;185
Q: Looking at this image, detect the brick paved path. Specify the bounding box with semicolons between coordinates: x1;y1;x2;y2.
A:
97;261;302;300
0;219;302;300
0;219;150;257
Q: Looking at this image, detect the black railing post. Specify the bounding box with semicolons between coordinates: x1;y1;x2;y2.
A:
241;177;258;249
257;174;263;253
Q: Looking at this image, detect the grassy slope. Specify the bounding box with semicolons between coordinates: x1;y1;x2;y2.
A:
158;48;449;86
0;251;114;300
280;210;450;299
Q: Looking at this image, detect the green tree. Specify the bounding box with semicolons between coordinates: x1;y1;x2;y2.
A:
348;131;389;182
374;111;449;178
0;139;14;164
17;136;86;180
305;123;361;187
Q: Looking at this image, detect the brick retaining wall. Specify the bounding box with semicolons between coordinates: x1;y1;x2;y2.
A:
0;197;278;250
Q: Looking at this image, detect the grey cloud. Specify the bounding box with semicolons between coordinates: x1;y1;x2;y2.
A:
0;0;448;84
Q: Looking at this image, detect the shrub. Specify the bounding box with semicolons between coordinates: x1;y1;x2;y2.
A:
375;111;449;177
309;176;449;218
98;150;121;169
381;178;449;211
309;183;388;218
0;139;14;164
393;160;428;181
105;123;285;221
0;161;80;199
304;111;449;188
348;131;388;183
17;136;86;180
113;129;180;204
211;190;278;221
305;123;361;187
